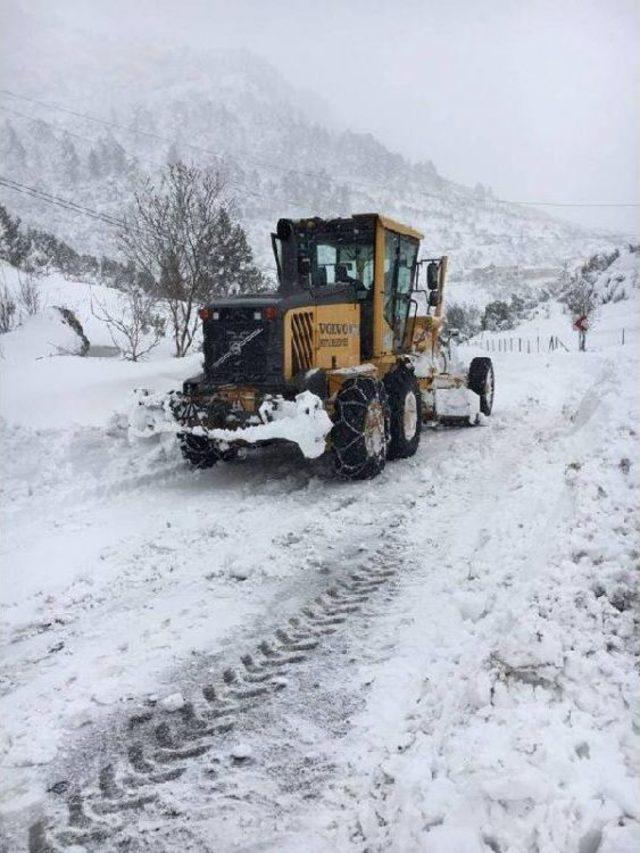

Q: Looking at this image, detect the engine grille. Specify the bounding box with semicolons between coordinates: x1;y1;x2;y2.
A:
205;320;273;384
290;311;314;375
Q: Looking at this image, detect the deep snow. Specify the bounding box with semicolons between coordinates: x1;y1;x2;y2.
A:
0;269;638;852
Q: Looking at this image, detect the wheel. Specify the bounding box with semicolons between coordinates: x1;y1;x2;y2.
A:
178;433;237;468
468;357;495;415
384;368;422;459
331;376;390;480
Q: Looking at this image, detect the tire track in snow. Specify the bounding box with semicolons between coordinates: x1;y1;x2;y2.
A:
22;505;414;852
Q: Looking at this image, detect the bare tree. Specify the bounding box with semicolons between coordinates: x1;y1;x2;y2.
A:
118;162;267;358
17;271;41;316
0;285;16;333
92;284;165;362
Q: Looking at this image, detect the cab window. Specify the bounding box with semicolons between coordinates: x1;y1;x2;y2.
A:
313;239;374;293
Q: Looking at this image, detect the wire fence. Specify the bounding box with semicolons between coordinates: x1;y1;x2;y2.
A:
461;329;632;354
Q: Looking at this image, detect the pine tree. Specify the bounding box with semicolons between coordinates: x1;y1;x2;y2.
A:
0;204;30;266
1;120;27;171
59;133;80;184
87;148;101;180
166;142;180;165
203;208;267;296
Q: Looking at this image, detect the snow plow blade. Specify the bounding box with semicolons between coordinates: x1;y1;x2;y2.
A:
129;389;332;460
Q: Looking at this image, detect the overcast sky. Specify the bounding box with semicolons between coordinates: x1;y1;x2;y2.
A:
3;0;639;234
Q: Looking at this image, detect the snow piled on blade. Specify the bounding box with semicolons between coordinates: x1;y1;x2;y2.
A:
131;389;333;459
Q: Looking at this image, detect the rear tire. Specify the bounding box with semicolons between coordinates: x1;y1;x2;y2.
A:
384;368;422;459
468;357;495;415
331;376;390;480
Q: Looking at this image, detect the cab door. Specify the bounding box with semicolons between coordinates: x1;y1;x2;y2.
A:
383;231;419;352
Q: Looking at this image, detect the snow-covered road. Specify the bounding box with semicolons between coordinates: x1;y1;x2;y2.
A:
1;307;639;852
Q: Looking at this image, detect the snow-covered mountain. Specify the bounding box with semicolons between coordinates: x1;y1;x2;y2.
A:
0;46;628;298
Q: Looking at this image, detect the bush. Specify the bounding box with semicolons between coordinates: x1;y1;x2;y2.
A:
17;272;40;316
481;300;516;332
0;284;17;333
446;302;482;340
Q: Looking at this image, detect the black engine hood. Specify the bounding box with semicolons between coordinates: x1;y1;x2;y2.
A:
202;293;281;309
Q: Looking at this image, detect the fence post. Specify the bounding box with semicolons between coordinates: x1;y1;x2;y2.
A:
519;338;521;352
536;336;540;353
510;338;513;352
622;328;625;345
527;340;530;354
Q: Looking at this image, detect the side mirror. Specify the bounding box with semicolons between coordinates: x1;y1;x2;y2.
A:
427;261;440;290
298;256;311;276
428;290;440;307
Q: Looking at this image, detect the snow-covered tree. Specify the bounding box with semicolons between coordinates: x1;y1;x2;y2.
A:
481;300;516;332
59;133;80;185
561;272;599;351
446;302;482;340
87;148;101;180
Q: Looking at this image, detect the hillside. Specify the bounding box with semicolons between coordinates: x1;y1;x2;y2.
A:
0;47;627;302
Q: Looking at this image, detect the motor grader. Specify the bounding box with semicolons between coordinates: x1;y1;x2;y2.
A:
167;213;494;480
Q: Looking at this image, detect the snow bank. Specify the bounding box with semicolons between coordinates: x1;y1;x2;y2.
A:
1;306;89;360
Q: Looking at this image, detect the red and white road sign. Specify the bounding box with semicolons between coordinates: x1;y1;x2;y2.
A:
573;315;589;332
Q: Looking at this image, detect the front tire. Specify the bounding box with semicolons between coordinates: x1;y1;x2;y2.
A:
468;357;495;415
178;434;238;469
384;368;422;459
331;376;390;480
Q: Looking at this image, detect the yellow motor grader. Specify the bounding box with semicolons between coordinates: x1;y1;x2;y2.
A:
165;213;494;480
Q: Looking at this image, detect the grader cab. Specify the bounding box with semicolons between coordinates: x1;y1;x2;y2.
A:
170;213;494;480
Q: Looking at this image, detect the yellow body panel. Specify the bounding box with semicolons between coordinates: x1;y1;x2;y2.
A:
284;303;361;381
409;315;443;353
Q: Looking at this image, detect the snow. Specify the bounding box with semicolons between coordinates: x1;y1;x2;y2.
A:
159;692;185;712
0;265;638;851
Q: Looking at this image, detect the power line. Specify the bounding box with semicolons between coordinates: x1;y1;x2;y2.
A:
0;103;169;172
496;199;640;208
0;175;125;228
6;87;635;213
0;175;276;273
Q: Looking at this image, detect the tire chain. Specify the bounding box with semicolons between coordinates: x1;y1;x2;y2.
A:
27;528;405;852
